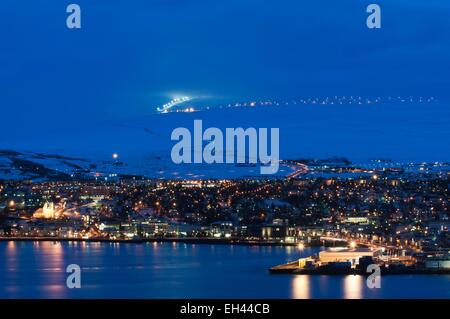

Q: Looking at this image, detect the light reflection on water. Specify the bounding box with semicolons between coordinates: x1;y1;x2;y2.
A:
292;275;366;299
292;275;310;299
344;275;363;299
0;241;449;299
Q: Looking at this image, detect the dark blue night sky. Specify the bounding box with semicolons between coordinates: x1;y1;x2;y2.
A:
1;0;450;159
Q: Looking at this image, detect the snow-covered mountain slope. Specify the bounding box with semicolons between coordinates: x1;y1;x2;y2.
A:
1;102;449;181
0;150;296;181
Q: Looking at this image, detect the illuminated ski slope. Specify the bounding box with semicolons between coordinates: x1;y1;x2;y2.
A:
157;97;192;113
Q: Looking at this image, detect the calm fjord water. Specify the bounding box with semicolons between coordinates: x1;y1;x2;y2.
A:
0;241;449;299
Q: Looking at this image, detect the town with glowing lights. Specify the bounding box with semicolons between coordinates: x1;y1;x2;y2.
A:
1;157;449;275
3;0;450;302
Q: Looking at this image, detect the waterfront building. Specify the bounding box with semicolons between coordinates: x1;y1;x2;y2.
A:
319;247;382;266
210;221;234;238
425;255;450;269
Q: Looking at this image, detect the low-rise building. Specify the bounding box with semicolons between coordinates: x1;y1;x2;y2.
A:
319;247;382;266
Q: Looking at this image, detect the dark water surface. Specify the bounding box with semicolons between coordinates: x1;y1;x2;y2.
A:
0;241;449;299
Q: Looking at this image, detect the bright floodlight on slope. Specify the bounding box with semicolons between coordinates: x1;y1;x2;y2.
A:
157;96;192;113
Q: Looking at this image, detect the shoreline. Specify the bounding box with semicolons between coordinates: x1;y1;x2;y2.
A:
0;237;323;247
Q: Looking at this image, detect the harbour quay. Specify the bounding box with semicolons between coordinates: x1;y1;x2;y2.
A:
269;247;450;275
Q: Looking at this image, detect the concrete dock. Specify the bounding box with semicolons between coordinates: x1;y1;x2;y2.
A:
269;260;450;275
